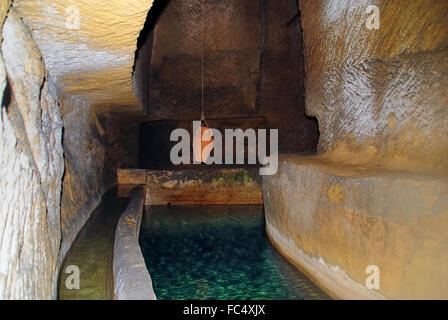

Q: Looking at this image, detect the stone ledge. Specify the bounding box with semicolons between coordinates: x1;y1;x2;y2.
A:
117;168;263;205
262;154;448;299
113;188;156;300
266;221;385;300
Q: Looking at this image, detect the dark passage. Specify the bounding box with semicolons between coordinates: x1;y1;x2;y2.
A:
134;0;319;170
139;205;330;299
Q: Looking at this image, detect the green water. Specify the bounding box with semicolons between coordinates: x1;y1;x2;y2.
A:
139;205;330;300
58;189;129;300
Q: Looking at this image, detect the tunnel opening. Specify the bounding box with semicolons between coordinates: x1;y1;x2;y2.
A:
133;0;319;170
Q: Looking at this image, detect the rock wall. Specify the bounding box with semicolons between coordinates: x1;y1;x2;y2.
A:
258;0;318;151
0;8;64;299
0;0;154;299
263;0;448;299
144;0;262;118
300;0;448;172
12;0;154;111
9;0;155;267
59;107;141;261
58;96;110;261
263;155;448;299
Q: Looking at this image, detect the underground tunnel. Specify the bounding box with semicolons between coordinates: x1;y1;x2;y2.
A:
0;0;447;303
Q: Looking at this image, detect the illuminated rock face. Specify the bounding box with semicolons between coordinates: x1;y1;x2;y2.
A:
8;0;155;267
0;9;64;299
0;1;154;299
12;0;154;111
263;155;448;299
299;0;448;172
263;0;448;299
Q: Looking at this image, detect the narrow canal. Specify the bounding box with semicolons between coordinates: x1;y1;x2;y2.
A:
58;189;129;300
140;205;330;300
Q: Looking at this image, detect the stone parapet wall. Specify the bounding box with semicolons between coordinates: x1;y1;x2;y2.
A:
263;155;448;299
113;188;156;300
117;168;263;206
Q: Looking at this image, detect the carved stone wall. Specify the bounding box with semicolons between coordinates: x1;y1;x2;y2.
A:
0;8;64;299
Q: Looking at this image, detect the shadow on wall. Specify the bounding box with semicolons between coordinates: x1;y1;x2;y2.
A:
1;80;10;108
134;0;172;116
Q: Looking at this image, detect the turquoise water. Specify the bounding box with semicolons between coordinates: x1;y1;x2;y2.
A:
139;205;330;300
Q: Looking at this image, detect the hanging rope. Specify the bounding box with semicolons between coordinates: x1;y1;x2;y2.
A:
200;0;209;127
194;0;214;164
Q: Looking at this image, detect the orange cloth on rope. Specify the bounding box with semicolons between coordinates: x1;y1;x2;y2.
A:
193;124;214;163
192;0;213;164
